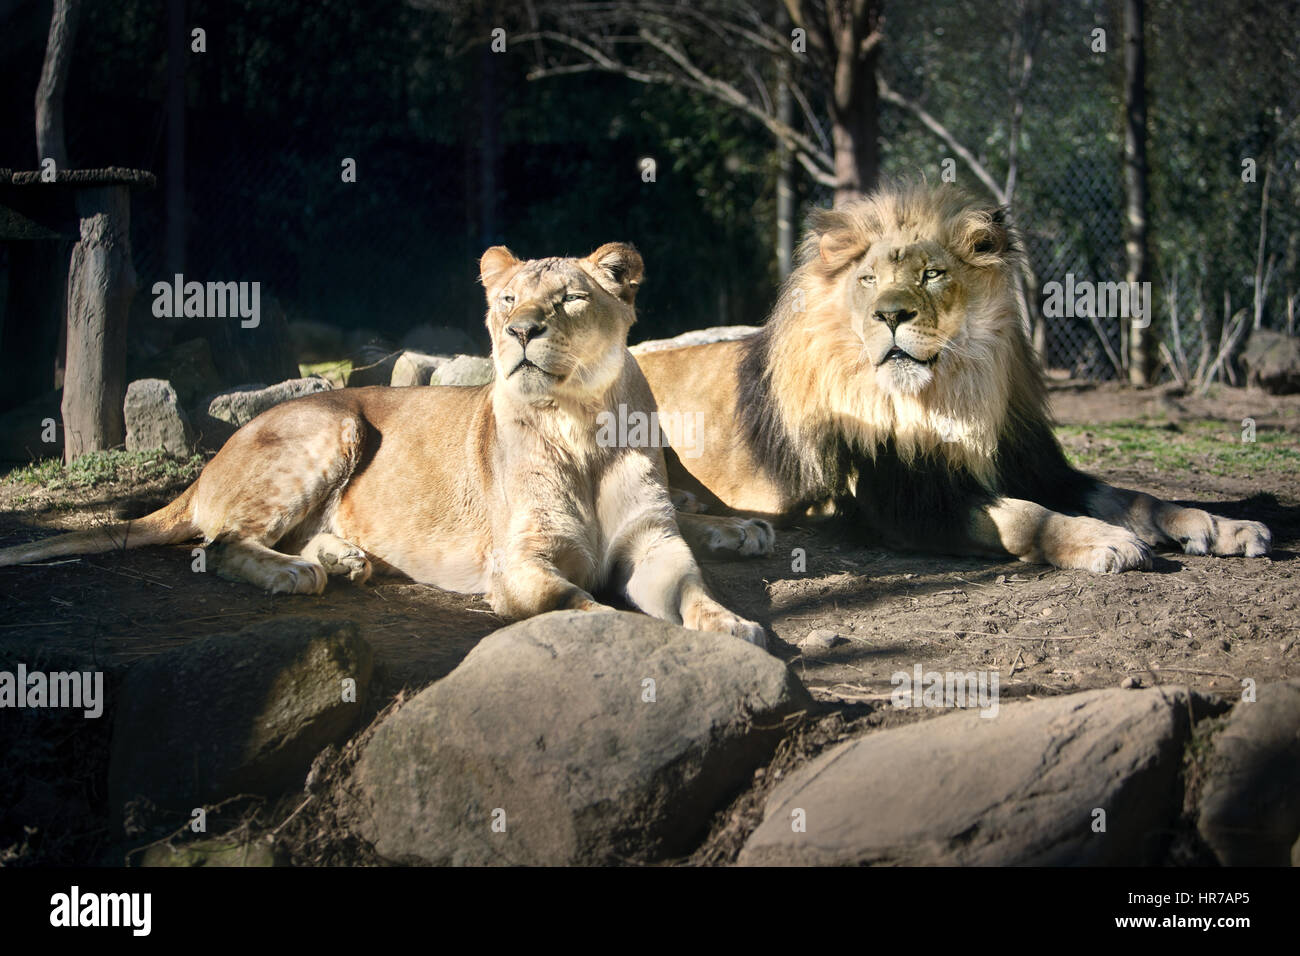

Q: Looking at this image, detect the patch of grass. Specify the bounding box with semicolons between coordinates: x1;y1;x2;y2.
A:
299;360;351;388
1056;419;1300;477
4;450;207;490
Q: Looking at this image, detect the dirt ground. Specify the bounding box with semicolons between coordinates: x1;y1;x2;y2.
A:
1;380;1297;863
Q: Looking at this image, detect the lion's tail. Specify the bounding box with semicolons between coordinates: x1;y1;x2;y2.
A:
0;484;200;568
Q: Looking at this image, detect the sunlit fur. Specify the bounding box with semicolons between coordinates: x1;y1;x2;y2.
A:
763;183;1035;491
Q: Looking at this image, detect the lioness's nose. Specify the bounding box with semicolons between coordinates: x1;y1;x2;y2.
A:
507;319;546;346
873;308;916;332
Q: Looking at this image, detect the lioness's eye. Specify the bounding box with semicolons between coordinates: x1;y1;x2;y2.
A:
923;268;945;282
859;274;876;286
499;293;515;307
562;292;587;303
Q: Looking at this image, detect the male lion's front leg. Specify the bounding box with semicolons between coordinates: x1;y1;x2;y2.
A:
1083;484;1271;558
969;497;1154;573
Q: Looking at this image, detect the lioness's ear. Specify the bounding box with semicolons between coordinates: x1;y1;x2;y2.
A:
479;246;520;295
955;206;1014;266
586;242;644;304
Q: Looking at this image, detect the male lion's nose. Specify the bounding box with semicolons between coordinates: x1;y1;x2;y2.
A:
507;319;546;347
873;308;916;332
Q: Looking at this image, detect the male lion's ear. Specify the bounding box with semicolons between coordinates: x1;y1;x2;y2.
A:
587;242;644;304
479;246;520;295
956;206;1014;266
818;229;863;269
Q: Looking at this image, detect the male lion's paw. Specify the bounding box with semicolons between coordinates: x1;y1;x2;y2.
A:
1049;518;1153;573
1164;508;1272;558
268;560;327;595
684;600;768;649
318;545;373;583
708;518;775;558
303;534;373;584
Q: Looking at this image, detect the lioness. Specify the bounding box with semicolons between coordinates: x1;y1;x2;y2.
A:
637;184;1271;572
0;243;766;644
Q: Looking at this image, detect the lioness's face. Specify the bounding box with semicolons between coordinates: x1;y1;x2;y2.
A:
844;235;967;396
479;243;644;402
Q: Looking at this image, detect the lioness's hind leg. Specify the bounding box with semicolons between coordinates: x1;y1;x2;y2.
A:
211;539;327;595
300;533;373;585
676;512;775;559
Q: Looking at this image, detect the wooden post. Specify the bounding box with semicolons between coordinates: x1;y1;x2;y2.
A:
61;186;135;461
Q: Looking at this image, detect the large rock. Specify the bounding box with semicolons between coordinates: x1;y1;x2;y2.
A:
630;325;760;354
739;687;1197;866
1197;679;1300;865
124;379;193;456
131;337;223;407
350;610;810;865
1241;329;1300;394
191;377;333;449
390;350;451;387
109;617;373;824
429;354;493;387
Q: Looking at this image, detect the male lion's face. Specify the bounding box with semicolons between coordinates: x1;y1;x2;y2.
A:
844;236;967;396
479;243;643;402
814;199;1012;399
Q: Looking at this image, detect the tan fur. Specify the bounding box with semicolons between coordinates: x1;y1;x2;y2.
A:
0;244;766;643
638;183;1271;571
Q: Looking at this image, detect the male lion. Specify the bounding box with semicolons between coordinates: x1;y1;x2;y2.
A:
0;243;766;644
636;185;1271;572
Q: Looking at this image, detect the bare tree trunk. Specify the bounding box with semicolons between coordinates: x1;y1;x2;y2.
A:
35;0;81;167
166;0;187;275
62;188;136;461
776;46;796;279
827;0;882;205
1123;0;1152;385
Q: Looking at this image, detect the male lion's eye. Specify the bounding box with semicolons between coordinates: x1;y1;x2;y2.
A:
499;293;515;307
562;292;587;303
859;275;876;286
923;268;945;282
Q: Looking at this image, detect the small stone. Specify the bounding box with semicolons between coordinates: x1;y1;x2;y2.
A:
798;629;848;654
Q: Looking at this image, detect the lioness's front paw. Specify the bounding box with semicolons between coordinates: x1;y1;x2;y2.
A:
684;599;768;649
571;597;616;613
1047;518;1153;573
1163;508;1272;558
